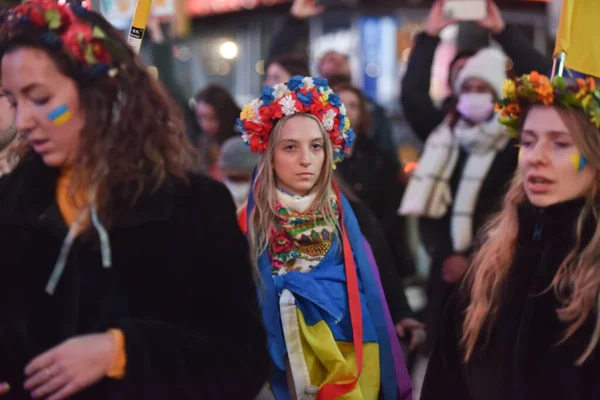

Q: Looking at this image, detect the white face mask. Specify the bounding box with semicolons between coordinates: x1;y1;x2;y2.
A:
456;93;495;123
223;178;251;207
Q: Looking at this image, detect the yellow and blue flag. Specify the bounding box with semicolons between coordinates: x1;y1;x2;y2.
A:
554;0;600;78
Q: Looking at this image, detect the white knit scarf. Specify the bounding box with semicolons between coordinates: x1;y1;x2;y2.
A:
399;115;510;252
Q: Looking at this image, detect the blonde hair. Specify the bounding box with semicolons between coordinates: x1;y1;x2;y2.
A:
248;114;339;267
462;105;600;365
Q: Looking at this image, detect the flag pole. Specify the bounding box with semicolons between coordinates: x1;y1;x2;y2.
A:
127;0;153;54
551;51;566;79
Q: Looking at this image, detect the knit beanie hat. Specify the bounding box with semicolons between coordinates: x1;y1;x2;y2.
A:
453;47;507;97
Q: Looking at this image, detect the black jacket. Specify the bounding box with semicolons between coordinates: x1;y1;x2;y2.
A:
422;198;600;400
345;197;414;324
0;155;270;399
401;28;552;142
419;140;518;265
338;133;415;278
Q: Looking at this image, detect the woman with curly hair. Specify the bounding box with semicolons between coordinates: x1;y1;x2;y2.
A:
237;76;411;400
0;1;269;399
422;73;600;400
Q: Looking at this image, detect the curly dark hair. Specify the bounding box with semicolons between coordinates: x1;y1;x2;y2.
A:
0;8;198;227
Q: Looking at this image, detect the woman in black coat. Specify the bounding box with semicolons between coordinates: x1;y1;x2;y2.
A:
0;3;268;399
422;75;600;400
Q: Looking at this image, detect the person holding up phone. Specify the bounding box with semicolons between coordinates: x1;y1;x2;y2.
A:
401;0;551;143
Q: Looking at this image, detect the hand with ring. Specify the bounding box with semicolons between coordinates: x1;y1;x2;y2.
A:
23;333;117;400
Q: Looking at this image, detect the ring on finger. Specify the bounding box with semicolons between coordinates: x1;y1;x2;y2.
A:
44;367;54;379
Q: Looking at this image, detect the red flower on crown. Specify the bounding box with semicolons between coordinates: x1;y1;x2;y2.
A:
3;0;117;73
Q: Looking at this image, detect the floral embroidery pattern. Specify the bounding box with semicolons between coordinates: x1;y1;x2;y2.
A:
269;200;338;276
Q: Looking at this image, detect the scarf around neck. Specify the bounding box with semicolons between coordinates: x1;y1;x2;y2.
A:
269;189;338;276
399;114;510;252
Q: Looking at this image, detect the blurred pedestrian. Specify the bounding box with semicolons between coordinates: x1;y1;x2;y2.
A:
399;47;518;354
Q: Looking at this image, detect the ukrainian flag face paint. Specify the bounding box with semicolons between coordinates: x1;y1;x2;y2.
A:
48;105;72;126
570;152;587;172
519;106;596;208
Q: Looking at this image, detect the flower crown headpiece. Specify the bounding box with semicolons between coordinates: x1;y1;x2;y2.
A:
496;71;600;135
237;75;356;164
1;0;124;78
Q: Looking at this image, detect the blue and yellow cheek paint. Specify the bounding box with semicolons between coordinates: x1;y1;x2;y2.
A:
570;153;588;172
48;105;72;126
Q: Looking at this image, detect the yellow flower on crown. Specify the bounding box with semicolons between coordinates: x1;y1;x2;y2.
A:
503;79;516;98
240;104;255;121
497;71;600;134
344;116;351;131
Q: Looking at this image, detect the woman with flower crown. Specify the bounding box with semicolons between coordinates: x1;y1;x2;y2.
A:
421;72;600;400
0;1;269;399
237;76;412;400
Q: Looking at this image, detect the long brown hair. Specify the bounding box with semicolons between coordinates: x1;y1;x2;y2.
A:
193;84;241;145
248;114;339;266
462;105;600;365
330;83;372;135
0;9;197;228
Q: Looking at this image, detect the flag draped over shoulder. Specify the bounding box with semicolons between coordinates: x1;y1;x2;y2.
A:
554;0;600;77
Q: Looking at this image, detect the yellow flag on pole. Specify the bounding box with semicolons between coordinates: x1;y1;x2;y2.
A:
127;0;153;54
554;0;600;77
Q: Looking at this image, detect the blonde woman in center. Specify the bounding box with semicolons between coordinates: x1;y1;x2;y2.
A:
237;76;411;400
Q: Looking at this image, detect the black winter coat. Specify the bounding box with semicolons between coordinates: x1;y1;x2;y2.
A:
0;155;270;400
422;198;600;400
337;133;415;279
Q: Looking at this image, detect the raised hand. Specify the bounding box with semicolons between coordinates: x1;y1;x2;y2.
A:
425;0;457;37
477;0;506;35
291;0;325;20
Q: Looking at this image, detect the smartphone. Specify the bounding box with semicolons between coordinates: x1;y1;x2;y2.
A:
443;0;487;21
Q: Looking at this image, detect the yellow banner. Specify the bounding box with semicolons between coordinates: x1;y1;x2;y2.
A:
554;0;600;77
127;0;153;53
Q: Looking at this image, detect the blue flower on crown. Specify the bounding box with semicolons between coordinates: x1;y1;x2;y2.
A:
346;128;356;148
81;63;109;79
297;91;313;106
313;77;329;90
71;4;92;19
287;76;304;92
328;93;342;108
40;32;63;50
260;86;275;106
17;15;33;28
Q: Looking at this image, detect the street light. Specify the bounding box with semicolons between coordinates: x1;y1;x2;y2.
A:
220;41;238;60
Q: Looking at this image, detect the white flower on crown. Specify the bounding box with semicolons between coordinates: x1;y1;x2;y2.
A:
280;95;298;116
322;109;337;131
273;83;291;100
320;87;333;97
339;103;347;116
250;99;263;122
302;77;315;89
242;132;251;144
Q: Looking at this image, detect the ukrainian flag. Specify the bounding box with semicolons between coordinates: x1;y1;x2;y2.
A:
554;0;600;77
240;176;412;400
